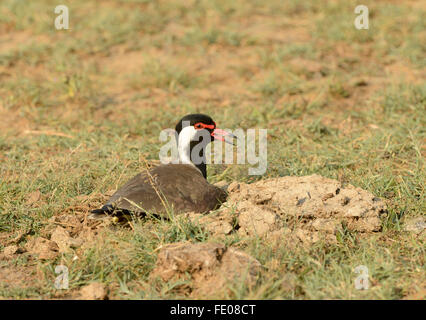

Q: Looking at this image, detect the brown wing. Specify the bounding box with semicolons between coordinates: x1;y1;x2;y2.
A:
105;164;227;216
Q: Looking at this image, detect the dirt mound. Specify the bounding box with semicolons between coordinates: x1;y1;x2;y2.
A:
50;226;83;253
79;282;108;300
219;174;387;244
24;237;59;260
1;245;22;259
46;213;106;250
8;213;105;262
403;217;425;236
151;242;261;297
183;211;235;237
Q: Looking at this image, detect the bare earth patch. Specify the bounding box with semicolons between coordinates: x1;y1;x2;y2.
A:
151;242;261;298
190;175;388;245
79;282;108;300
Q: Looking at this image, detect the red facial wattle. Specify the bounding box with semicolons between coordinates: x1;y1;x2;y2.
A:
194;122;215;130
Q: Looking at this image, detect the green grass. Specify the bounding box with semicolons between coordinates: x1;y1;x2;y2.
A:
0;0;425;299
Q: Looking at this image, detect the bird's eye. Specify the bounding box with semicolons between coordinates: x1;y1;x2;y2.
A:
194;123;203;129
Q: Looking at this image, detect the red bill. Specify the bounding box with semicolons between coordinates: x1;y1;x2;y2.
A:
211;128;238;145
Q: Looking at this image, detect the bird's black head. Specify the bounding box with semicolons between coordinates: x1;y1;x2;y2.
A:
174;113;236;179
175;113;216;141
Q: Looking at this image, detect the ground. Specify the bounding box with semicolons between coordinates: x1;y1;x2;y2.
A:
0;0;425;299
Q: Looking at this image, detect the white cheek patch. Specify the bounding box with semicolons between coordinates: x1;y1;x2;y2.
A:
178;126;197;164
179;126;198;143
178;126;211;165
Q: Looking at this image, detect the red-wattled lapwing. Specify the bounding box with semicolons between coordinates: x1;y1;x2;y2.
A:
89;114;236;220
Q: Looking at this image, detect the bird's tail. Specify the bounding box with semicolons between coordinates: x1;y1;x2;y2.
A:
88;204;115;220
88;204;139;221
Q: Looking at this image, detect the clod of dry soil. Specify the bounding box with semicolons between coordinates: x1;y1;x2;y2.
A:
190;174;388;244
403;217;425;235
151;242;262;297
24;237;60;260
79;282;108;300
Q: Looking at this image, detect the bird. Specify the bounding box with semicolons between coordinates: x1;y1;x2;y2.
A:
89;113;236;221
